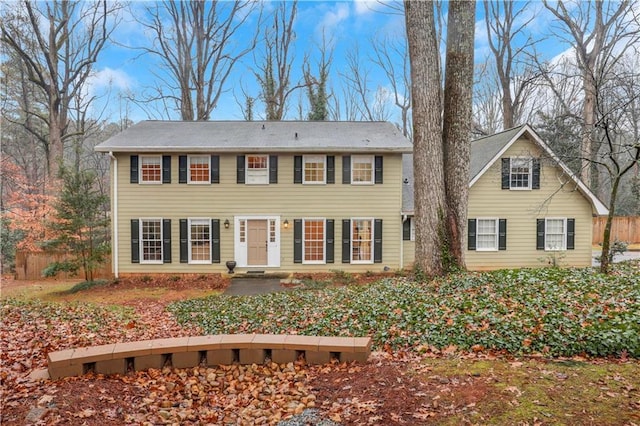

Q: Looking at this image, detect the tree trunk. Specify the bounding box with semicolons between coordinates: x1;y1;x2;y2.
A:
599;175;620;274
443;0;475;271
405;1;447;278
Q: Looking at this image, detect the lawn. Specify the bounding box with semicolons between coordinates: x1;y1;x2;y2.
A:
1;262;639;424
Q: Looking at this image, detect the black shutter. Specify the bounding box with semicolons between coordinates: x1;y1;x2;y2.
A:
536;219;545;250
179;155;187;184
403;218;411;241
211;155;220;183
326;156;335;184
326;219;334;263
374;156;383;184
180;219;188;262
532;158;540;189
342;155;351;184
374;219;383;263
130;155;139;183
342;219;351;263
498;219;507;250
163;219;172;263
567;218;575;250
293;219;303;263
501;158;510;189
211;219;220;263
467;219;476;250
131;219;140;263
269;155;278;183
162;155;171;183
237;155;245;184
294;156;303;184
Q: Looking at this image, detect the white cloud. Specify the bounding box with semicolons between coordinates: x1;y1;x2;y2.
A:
88;67;134;93
317;3;351;35
353;0;375;16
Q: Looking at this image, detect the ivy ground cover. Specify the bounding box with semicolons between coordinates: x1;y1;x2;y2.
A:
169;262;640;358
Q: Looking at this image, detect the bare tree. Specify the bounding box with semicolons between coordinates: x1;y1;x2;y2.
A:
138;0;259;121
405;1;447;277
542;0;640;189
483;0;540;130
443;0;476;268
1;0;118;180
303;36;333;121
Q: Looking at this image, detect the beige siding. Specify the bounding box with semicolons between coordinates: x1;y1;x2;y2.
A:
402;240;415;269
466;138;594;270
114;153;404;274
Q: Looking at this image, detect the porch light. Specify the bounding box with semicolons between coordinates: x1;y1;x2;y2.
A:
283;219;289;229
224;219;230;229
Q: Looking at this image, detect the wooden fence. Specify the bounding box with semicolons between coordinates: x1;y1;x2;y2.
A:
14;251;112;280
592;216;640;245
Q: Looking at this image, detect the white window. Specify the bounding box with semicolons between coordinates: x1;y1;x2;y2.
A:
141;219;162;263
140;156;162;184
189;155;210;184
510;158;532;189
545;218;566;251
352;218;373;263
410;219;415;241
303;155;326;184
476;219;498;251
352;155;374;184
303;219;325;263
189;219;211;263
246;155;269;184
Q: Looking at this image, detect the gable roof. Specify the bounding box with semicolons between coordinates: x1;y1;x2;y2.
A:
95;120;413;153
402;124;609;216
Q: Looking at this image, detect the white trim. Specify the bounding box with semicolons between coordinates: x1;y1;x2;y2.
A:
302;155;326;184
139;217;164;264
350;217;374;264
188;218;212;264
109;152;118;277
139;155;162;184
544;217;567;251
302;218;326;264
187;155;210;185
234;215;281;267
351;155;375;185
475;218;499;252
468;124;609;216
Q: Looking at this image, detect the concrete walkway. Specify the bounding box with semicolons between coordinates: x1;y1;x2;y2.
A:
223;278;293;296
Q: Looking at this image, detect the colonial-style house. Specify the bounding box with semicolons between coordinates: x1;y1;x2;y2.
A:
96;121;607;277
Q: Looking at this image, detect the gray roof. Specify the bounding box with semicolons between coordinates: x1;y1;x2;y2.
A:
95;120;413;153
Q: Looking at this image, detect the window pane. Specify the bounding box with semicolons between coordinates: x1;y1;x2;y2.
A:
248;155;267;169
246;155;268;184
189;156;209;182
545;219;565;250
304;156;325;183
352;219;372;261
352;156;373;183
510;158;530;188
476;219;497;250
190;220;210;262
304;220;324;262
141;219;162;261
141;157;161;183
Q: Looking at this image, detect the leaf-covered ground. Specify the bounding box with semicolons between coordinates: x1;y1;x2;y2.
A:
1;263;639;424
170;262;640;358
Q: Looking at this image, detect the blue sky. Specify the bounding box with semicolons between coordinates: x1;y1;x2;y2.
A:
87;1;568;124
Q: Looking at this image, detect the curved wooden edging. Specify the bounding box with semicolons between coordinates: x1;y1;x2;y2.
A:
47;334;372;379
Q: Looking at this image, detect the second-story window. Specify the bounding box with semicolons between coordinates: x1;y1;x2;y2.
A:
510;157;532;189
141;156;162;184
304;155;326;184
247;155;269;184
189;155;210;184
352;155;374;184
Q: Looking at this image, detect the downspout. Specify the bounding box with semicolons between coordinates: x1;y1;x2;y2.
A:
108;152;119;278
400;214;407;269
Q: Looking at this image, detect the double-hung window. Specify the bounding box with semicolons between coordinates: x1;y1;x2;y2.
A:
303;155;326;184
141;219;163;263
189;155;210;184
545;218;566;251
351;156;374;184
189;219;211;263
247;155;269;184
140;156;162;184
476;219;498;251
510;158;532;189
352;218;373;263
303;219;325;263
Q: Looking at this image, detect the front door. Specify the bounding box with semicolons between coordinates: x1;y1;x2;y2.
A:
247;220;268;265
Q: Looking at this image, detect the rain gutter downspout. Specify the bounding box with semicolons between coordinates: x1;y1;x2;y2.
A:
108;152;119;278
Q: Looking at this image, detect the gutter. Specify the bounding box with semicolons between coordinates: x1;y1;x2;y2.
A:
108;152;119;278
